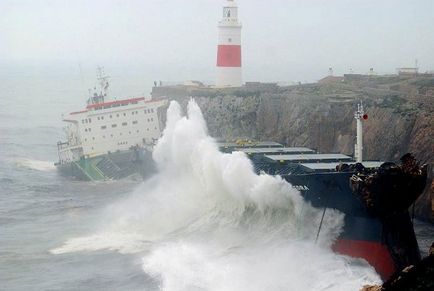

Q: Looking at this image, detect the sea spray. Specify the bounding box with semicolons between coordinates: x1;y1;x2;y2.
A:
16;158;56;172
52;99;381;290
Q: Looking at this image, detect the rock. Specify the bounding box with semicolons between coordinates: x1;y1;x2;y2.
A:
360;244;434;291
380;254;434;290
360;285;382;291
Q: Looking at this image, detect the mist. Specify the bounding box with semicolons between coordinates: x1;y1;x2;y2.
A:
1;0;433;88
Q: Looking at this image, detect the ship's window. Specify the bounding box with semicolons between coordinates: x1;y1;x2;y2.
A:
228;38;232;42
136;130;139;133
92;137;95;140
103;135;106;138
123;113;126;116
111;134;114;137
147;128;149;131
89;118;91;123
132;111;134;115
151;109;154;113
101;126;106;130
104;106;110;109
81;119;84;124
112;124;117;128
116;114;119;117
91;147;94;150
84;138;87;141
101;116;104;120
144;110;147;114
120;133;122;136
88;128;91;132
97;117;100;120
85;128;88;132
151;118;153;122
132;121;138;124
155;126;157;130
122;122;127;126
110;115;112;118
132;101;138;104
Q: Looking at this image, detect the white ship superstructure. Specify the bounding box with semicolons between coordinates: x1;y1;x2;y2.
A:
58;97;165;163
56;69;166;180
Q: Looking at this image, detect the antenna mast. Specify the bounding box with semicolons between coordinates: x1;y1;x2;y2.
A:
87;67;110;105
96;66;110;99
354;102;368;163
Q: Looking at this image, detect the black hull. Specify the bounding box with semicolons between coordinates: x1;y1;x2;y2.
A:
282;171;421;279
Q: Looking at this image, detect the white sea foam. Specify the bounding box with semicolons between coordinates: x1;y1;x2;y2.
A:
52;99;381;290
16;158;56;172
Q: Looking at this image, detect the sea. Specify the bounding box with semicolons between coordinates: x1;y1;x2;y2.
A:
0;65;433;291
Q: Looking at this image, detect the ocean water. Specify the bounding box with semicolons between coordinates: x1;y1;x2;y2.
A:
0;68;433;291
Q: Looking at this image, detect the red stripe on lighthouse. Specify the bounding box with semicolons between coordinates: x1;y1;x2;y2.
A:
217;45;241;67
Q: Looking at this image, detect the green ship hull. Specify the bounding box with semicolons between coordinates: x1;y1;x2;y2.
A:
56;148;155;181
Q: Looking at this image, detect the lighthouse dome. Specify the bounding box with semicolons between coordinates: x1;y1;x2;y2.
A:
224;0;237;8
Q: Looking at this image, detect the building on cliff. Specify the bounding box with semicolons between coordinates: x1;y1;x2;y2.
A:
397;67;419;76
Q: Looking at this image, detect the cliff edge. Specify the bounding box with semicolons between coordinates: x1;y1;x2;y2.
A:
153;75;434;221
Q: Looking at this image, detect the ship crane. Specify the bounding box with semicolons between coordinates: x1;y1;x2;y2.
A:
354;102;368;163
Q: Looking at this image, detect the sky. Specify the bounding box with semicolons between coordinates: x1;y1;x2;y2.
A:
1;0;433;83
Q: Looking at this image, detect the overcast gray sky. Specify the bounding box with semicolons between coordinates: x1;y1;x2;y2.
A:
1;0;433;82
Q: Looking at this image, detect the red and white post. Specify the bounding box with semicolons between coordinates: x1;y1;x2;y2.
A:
216;0;242;88
354;102;368;163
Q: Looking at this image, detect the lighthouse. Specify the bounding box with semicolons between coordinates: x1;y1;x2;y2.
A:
216;0;242;88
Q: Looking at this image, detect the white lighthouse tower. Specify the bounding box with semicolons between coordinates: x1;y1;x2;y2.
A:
216;0;242;88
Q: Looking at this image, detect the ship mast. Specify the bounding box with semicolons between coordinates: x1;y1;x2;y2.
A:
354;102;368;163
87;66;110;106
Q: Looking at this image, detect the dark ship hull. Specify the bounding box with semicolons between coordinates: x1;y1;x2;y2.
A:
283;171;420;279
219;141;427;280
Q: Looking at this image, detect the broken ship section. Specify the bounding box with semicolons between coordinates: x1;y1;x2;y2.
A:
218;140;427;280
55;69;167;181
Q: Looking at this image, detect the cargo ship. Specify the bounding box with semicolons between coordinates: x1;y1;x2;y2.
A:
57;78;427;280
218;103;427;280
55;68;167;181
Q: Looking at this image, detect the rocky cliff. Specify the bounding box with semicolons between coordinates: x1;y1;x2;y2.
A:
154;75;434;221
